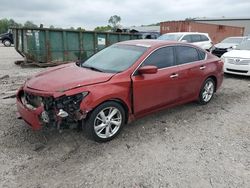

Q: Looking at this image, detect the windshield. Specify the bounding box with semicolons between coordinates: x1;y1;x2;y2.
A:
221;37;244;44
158;34;183;41
235;40;250;50
81;44;147;73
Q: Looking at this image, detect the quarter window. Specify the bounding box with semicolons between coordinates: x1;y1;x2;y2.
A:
197;49;206;60
176;46;200;64
143;47;175;69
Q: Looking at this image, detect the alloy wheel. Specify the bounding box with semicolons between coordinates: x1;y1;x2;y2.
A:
94;107;122;139
202;80;214;102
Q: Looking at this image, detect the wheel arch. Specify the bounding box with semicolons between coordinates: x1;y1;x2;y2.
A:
206;75;217;92
86;98;130;124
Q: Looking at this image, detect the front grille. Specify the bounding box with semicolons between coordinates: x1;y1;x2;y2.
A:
226;69;248;73
227;58;250;65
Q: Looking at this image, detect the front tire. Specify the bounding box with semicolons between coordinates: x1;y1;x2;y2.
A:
3;39;11;47
199;78;215;105
84;101;125;142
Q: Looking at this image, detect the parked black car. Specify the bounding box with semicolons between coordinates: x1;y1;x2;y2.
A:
0;30;13;47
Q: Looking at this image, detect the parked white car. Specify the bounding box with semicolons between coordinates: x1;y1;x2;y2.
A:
158;32;213;51
211;36;249;57
222;39;250;76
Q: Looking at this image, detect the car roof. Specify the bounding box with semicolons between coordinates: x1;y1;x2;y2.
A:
226;36;247;39
117;39;194;48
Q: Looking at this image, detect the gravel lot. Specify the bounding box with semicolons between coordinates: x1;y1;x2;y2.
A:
0;44;249;188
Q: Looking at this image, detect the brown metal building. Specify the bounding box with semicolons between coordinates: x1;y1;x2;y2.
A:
160;21;245;43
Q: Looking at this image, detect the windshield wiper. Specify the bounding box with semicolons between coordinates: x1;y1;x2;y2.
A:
82;65;103;72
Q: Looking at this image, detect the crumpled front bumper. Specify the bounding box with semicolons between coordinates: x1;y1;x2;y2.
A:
16;91;44;130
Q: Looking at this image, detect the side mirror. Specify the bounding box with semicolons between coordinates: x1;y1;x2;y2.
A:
227;45;237;52
138;65;158;74
181;40;188;43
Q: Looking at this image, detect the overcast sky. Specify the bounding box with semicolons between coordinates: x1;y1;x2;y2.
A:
0;0;250;29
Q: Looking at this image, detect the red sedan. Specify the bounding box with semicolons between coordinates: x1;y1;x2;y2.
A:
16;40;223;142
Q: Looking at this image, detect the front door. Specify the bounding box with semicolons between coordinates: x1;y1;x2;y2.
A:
132;46;181;116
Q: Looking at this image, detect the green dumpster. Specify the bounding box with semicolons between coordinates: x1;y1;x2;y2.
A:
12;27;141;66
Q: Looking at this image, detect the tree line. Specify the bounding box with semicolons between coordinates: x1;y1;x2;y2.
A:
0;19;38;33
0;15;122;34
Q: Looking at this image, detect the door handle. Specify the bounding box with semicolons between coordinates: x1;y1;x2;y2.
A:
170;73;179;78
200;65;206;70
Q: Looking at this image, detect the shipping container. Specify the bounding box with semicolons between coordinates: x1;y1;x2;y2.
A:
12;27;141;66
160;21;244;43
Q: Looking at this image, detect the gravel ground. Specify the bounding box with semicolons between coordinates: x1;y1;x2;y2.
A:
0;44;249;188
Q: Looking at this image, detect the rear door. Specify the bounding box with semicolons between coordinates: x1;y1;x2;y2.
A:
174;45;208;100
192;34;211;50
132;46;181;116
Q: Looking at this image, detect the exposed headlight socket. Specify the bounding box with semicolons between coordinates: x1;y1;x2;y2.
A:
57;109;69;118
41;111;50;123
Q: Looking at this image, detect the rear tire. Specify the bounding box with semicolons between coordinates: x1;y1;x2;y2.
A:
198;78;215;105
84;101;125;142
3;39;11;47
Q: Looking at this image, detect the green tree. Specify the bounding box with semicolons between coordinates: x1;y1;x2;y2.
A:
108;15;121;30
94;25;112;32
0;18;9;33
23;21;38;28
76;27;85;31
0;18;21;33
9;19;20;27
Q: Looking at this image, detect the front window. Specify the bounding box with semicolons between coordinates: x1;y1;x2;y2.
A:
142;47;175;69
81;44;147;73
158;34;183;41
221;37;244;44
235;40;250;50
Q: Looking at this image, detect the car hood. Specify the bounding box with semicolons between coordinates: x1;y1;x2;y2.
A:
223;50;250;59
0;32;8;37
26;63;114;92
214;43;238;49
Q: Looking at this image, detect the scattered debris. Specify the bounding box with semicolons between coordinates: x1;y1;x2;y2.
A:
126;144;131;149
0;75;9;80
2;94;16;99
32;143;46;152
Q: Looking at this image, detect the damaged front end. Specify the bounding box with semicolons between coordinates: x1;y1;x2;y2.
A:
17;89;89;130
